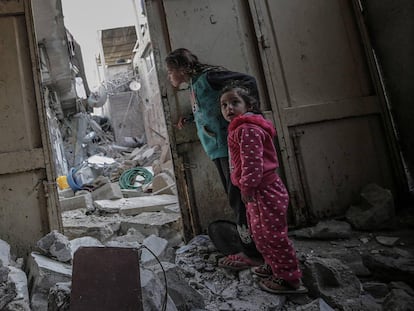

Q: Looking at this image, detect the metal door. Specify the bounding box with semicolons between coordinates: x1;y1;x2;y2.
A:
146;0;268;238
0;0;61;257
248;0;403;223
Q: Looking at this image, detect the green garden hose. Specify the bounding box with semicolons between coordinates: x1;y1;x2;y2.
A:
119;167;153;189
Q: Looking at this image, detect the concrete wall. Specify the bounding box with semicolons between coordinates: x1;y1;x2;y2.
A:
108;91;146;145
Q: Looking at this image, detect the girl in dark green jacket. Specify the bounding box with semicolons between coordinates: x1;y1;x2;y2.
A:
166;48;262;269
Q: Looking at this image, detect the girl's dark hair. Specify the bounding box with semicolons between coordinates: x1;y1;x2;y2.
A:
219;82;262;115
165;48;219;76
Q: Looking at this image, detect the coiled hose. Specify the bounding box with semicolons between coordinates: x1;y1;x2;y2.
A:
119;167;153;189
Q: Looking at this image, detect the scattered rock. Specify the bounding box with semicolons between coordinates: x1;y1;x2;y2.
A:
375;236;399;247
346;183;395;230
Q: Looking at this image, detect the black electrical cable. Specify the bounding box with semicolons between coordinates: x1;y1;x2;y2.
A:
139;245;168;311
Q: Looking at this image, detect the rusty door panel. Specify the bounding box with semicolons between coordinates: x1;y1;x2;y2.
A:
147;0;266;235
0;0;61;257
249;0;400;222
291;115;393;218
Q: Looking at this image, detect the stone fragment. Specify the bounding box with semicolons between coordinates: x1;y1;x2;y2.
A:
62;209;121;241
375;236;399;247
91;182;123;201
2;299;31;311
8;266;29;303
362;248;414;286
346;183;395;230
292;220;352;240
293;298;335;311
141;235;169;265
120;212;181;239
140;267;178;311
363;282;389;299
0;282;17;310
382;289;414;311
37;230;72;263
59;192;94;212
303;257;361;309
69;237;103;258
27;252;72;311
48;282;71;311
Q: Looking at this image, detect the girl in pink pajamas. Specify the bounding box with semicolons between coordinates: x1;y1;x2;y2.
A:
220;84;307;294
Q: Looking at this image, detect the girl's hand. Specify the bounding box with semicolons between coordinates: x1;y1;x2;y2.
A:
176;116;193;129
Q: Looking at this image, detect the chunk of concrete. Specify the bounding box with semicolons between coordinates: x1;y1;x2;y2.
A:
120;195;178;216
120;212;181;239
140;268;178;311
291;220;352;240
141;235;169;265
346;183;395;230
27;253;72;311
0;282;17;310
48;282;71;311
37;230;72;263
303;257;361;309
8;266;29;303
91;182;123;201
58;188;74;199
69;237;103;259
149;262;205;311
59;192;94;212
62;209;121;241
150;173;176;195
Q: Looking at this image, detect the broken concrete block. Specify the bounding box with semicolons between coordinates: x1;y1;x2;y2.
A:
91;182;123;201
0;266;10;283
37;230;72;263
58;188;74;199
69;237;103;259
149;262;205;311
119;195;178;216
362;248;414;286
303;257;361;309
121;188;146;198
27;253;72;311
62;209;120;242
47;282;71;311
59;192;94;212
0;239;11;266
8;266;29;303
109;229;146;244
150;173;176;195
383;289;414;311
0;282;17;310
346;183;395;230
140;268;178;311
120;212;181;239
141;235;169;265
293;298;335;311
292;220;352;240
375;236;400;247
2;299;31;311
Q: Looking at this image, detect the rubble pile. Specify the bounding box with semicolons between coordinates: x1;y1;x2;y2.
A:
1;154;414;311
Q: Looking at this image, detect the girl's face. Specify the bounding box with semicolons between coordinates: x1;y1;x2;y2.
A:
167;66;189;88
220;90;249;122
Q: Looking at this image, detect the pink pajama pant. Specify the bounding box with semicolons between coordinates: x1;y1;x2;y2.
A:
246;178;302;282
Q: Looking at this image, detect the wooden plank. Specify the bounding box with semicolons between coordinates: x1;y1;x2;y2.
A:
284;96;380;126
0;149;45;175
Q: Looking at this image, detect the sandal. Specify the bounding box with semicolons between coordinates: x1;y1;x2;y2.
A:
218;254;261;271
251;264;273;278
259;276;308;295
